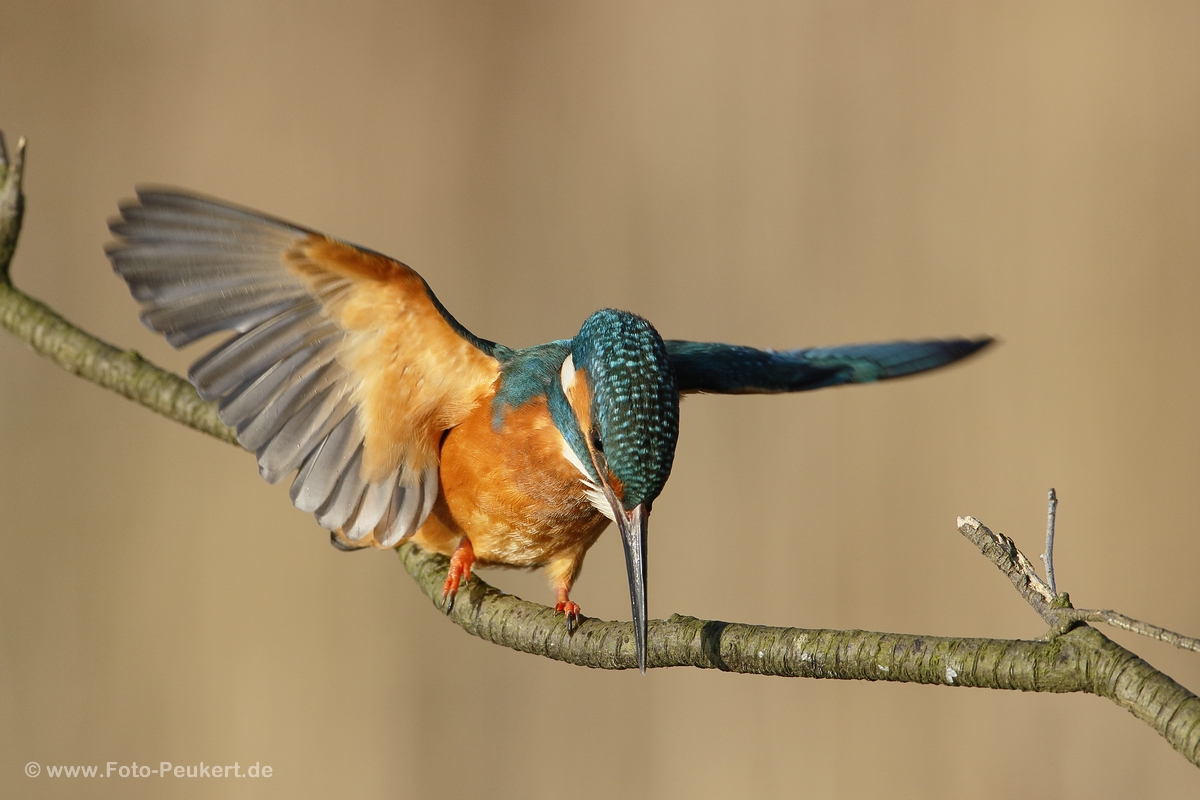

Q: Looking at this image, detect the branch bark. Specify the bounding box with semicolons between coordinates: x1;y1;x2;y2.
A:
3;130;1199;768
958;514;1200;653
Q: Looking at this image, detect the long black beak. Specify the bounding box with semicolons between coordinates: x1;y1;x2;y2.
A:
590;450;650;672
614;501;649;672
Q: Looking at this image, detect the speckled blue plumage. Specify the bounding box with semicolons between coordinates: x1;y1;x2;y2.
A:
570;310;680;511
489;312;680;511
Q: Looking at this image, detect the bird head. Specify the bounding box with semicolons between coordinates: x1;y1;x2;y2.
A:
556;309;680;671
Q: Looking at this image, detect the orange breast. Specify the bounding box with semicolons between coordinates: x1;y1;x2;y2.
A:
411;389;609;569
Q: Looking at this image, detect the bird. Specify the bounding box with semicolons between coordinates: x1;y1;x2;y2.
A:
106;189;992;672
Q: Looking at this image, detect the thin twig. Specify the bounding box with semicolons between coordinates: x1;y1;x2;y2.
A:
1041;488;1058;596
957;515;1200;654
0;131;25;282
1071;609;1200;654
957;516;1056;621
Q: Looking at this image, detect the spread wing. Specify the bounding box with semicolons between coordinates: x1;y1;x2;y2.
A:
107;189;503;548
666;338;992;394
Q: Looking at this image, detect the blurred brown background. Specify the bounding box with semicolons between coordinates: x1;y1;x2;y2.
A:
3;1;1200;797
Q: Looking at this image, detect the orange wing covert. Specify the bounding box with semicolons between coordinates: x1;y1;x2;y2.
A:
107;190;500;548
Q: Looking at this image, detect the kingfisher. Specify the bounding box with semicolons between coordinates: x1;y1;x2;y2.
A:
107;189;991;671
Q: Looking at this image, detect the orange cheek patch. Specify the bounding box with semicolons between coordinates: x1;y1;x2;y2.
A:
566;366;593;439
605;470;625;501
564;365;623;501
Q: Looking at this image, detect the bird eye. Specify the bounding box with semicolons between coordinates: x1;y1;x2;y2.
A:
590;430;604;453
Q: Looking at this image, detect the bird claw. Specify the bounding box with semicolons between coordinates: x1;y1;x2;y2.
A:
440;537;475;614
555;600;582;633
441;569;469;612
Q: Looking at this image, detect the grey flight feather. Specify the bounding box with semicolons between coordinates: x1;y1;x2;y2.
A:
106;188;439;547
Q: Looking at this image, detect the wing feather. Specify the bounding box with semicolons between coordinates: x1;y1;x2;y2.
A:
377;470;437;548
316;445;368;531
666;338;993;395
145;289;307;347
232;357;341;450
343;475;399;542
256;390;355;484
108;189;501;547
189;303;334;398
374;486;410;546
290;411;363;512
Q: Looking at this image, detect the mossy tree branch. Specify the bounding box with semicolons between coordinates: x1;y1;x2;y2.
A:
3;131;1199;767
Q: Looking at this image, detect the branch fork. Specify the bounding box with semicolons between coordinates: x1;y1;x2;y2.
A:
957;513;1200;653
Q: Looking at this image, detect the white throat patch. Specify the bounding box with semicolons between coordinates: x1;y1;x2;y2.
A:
558;436;615;522
557;353;613;521
560;353;576;394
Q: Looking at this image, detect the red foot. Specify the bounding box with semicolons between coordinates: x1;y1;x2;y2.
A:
441;537;475;612
555;588;583;633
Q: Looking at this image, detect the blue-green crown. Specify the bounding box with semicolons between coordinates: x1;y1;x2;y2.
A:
571;309;679;510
